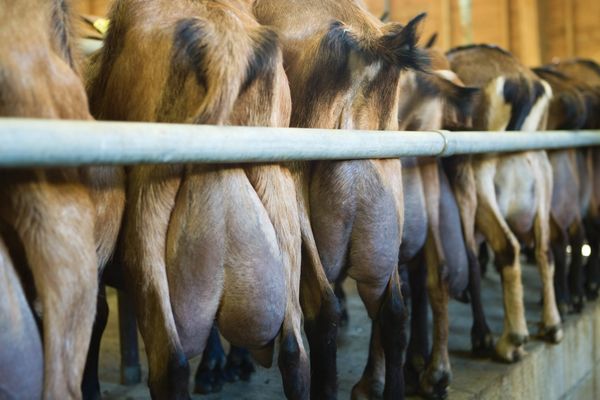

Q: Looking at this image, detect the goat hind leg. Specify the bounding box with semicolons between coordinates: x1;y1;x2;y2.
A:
419;233;451;399
194;325;227;394
534;214;563;343
568;221;586;312
82;284;109;400
350;270;407;400
404;259;428;396
551;219;570;316
584;218;600;299
476;199;528;362
466;249;494;357
125;167;189;400
15;190;99;399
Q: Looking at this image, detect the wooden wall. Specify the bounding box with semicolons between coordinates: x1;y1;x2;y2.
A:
75;0;112;16
364;0;600;66
76;0;600;66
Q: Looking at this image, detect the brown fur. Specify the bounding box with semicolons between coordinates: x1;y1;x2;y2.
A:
86;0;310;398
549;60;600;299
253;1;428;398
445;45;561;362
0;1;124;398
533;67;589;314
392;52;478;397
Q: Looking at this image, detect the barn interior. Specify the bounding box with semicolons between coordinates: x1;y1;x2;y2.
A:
2;0;600;399
70;1;600;399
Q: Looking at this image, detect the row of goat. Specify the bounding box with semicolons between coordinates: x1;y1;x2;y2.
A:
1;0;600;399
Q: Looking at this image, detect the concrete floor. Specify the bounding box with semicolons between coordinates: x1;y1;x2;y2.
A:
98;263;600;399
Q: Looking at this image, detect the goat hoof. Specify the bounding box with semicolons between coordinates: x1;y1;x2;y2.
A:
585;283;599;300
539;325;563;344
194;369;224;395
351;376;384;400
404;355;426;395
419;365;450;400
194;358;226;394
495;336;526;363
225;358;254;382
572;296;585;313
508;332;529;346
471;330;495;358
224;348;255;382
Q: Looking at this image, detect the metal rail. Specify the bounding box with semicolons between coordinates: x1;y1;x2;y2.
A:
0;118;599;167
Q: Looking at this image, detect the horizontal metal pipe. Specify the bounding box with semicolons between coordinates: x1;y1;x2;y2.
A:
0;118;599;167
441;130;600;155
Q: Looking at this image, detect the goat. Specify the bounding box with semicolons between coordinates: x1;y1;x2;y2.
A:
254;0;428;397
0;1;125;398
532;67;589;315
549;59;600;301
86;0;311;398
395;49;478;398
444;44;561;363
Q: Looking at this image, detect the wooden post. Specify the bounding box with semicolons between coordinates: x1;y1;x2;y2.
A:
564;0;575;57
501;0;511;49
458;0;473;44
514;0;542;66
440;0;453;49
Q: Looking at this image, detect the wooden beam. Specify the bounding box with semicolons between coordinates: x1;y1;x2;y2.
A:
502;0;511;49
564;0;575;57
440;0;452;48
514;0;542;65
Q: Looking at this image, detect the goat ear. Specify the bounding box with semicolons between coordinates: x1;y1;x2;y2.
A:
425;33;438;48
431;74;480;120
379;12;430;71
448;85;480;120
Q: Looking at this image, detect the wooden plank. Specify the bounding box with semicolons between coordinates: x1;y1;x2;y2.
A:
573;0;600;61
510;0;542;66
389;0;442;47
440;0;452;49
565;0;575;57
471;0;510;48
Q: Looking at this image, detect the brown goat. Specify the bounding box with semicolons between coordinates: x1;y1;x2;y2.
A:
86;0;311;398
0;1;125;398
444;45;561;363
549;59;600;300
253;1;428;398
330;47;478;397
532;67;589;315
394;52;478;397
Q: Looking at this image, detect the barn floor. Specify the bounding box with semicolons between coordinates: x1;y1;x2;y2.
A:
98;262;600;399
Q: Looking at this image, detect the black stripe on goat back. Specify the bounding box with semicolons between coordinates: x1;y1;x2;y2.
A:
502;77;546;131
155;18;208;121
533;66;570;81
172;18;209;88
240;27;279;94
574;58;600;77
301;21;355;106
